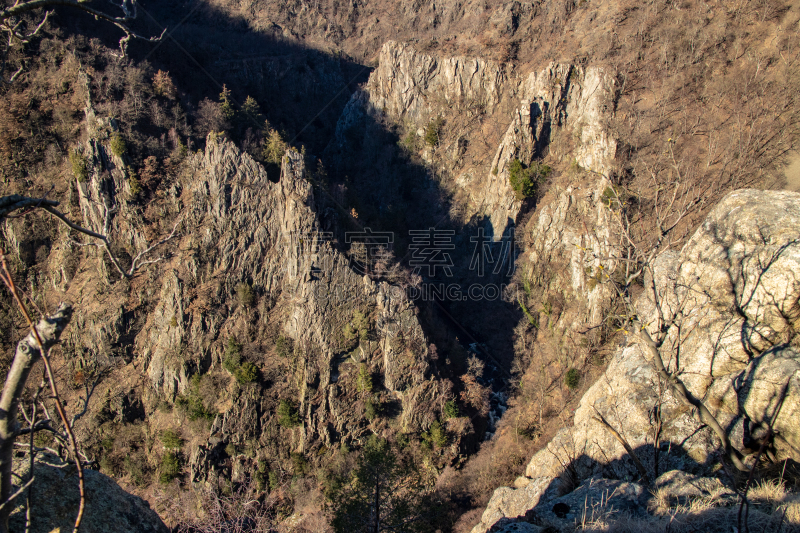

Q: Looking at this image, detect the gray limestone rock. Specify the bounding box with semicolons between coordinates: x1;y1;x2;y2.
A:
469;189;800;533
653;470;735;504
336;41;617;240
9;454;168;533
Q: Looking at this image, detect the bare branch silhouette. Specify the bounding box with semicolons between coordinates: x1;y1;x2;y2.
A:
0;0;165;67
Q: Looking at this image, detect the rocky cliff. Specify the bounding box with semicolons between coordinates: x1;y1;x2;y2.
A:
470;189;800;532
333;41;617;238
0;36;625;528
2;0;798;528
2;128;462;508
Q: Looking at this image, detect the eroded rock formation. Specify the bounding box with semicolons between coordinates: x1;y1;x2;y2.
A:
470;189;800;532
334;41;617;238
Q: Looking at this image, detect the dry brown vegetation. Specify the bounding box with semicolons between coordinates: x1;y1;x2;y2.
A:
1;0;799;531
579;479;800;532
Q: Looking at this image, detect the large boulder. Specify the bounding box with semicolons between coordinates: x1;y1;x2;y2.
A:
10;454;168;533
469;189;800;532
738;346;800;456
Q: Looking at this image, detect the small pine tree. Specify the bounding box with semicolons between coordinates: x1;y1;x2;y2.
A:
222;337;243;374
219;84;235;121
239;96;264;128
221;337;258;383
356;364;373;393
128;172;143;197
400;130;419;152
276;335;293;358
109;133;127;157
343;323;358;343
331;436;442;532
236;282;255;307
508;158;551;199
175;373;216;422
443;400;459;419
428;420;448;447
352;310;370;341
277;399;301;428
424;117;444;147
234;361;258;384
69;150;88;182
159;452;180;484
290;452;308;475
262;127;287;165
255;461;269;491
565;368;581;389
268;470;279;491
160;429;183;449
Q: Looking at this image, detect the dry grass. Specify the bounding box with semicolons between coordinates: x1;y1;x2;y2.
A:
579;480;800;533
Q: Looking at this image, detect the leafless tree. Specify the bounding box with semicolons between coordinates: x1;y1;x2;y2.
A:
1;0;165;82
585;168;753;473
0;193;179;532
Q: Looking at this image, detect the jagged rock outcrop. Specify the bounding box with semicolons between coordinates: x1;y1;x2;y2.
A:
135;139;437;414
470;189;800;532
334;41;617;238
36;132;452;492
160;140;449;484
520;177;616;331
9;454;168;533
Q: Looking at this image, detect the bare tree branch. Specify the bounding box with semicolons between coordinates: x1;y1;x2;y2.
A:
592;406;651;484
0;299;72;532
2;194;181;278
632;320;749;472
0;477;33;513
126;212;182;276
0;0;165;59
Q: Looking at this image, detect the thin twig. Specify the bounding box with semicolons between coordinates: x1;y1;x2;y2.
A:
25;374;44;533
0;477;33;512
592;406;651;484
3;194;180;279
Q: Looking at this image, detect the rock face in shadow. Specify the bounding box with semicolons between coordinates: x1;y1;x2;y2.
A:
469;189;800;532
333;41;617;238
9;454;168;533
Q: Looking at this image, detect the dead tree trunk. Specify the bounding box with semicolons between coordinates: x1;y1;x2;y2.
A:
0;303;72;531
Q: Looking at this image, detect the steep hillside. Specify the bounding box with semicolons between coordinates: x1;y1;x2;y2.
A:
0;0;799;531
3;132;469;527
470;189;800;532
